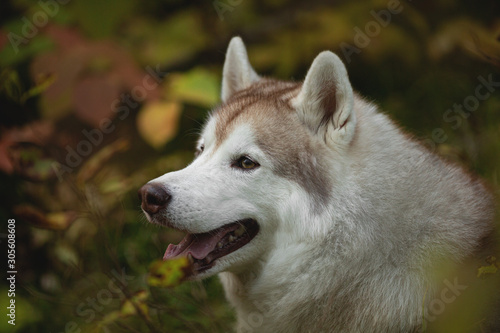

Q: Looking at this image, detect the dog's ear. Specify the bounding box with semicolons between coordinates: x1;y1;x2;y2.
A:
221;37;260;102
292;51;356;146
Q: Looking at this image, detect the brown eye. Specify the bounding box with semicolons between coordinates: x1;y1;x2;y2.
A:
235;156;259;170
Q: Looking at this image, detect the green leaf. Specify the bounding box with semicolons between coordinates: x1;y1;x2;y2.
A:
130;11;208;65
0;69;54;104
71;0;136;38
21;72;56;103
54;243;79;266
0;68;23;102
0;32;53;67
99;176;131;195
0;290;41;331
167;67;220;108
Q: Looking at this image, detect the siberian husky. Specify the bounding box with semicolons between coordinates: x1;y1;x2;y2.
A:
139;37;495;332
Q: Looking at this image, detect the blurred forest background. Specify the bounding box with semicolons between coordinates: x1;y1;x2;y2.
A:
0;0;499;332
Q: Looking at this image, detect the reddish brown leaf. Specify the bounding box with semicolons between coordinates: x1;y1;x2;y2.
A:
73;75;121;127
44;24;86;51
31;31;163;123
0;122;54;175
0;30;8;51
0;134;14;174
31;50;87;119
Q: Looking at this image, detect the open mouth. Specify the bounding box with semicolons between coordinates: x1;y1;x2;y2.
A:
163;219;259;274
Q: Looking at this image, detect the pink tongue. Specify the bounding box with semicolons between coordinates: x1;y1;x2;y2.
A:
163;224;239;260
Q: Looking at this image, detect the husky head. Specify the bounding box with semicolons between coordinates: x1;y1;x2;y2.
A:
139;37;356;279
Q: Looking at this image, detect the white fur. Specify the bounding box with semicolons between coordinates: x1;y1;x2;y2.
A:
144;37;494;332
221;37;260;102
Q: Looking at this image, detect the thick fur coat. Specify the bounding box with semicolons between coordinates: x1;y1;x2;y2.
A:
141;37;495;332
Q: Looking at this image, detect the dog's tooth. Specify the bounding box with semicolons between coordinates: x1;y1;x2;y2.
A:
234;225;245;237
217;242;223;249
187;253;194;263
229;235;236;242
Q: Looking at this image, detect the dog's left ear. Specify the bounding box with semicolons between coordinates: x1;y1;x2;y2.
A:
292;51;356;147
221;37;260;102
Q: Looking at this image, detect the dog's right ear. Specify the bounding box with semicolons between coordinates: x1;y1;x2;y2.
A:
221;37;260;102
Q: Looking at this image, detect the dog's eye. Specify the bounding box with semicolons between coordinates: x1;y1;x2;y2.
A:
195;144;205;157
234;156;259;170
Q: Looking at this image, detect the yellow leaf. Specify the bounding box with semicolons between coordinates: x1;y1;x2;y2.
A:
477;264;498;278
148;257;191;288
92;291;149;332
121;290;149;318
46;212;78;230
477;256;500;278
137;101;182;149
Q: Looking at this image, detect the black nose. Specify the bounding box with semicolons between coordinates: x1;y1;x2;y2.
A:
138;183;171;215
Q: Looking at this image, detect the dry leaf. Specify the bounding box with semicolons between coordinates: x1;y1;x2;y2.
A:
137;101;182;148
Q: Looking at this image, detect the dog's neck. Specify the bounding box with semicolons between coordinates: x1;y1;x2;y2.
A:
218;244;332;332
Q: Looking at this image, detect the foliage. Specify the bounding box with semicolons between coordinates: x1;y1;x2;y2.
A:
148;257;191;288
0;0;499;332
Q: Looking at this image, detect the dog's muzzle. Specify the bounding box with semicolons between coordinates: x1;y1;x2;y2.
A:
138;181;260;277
